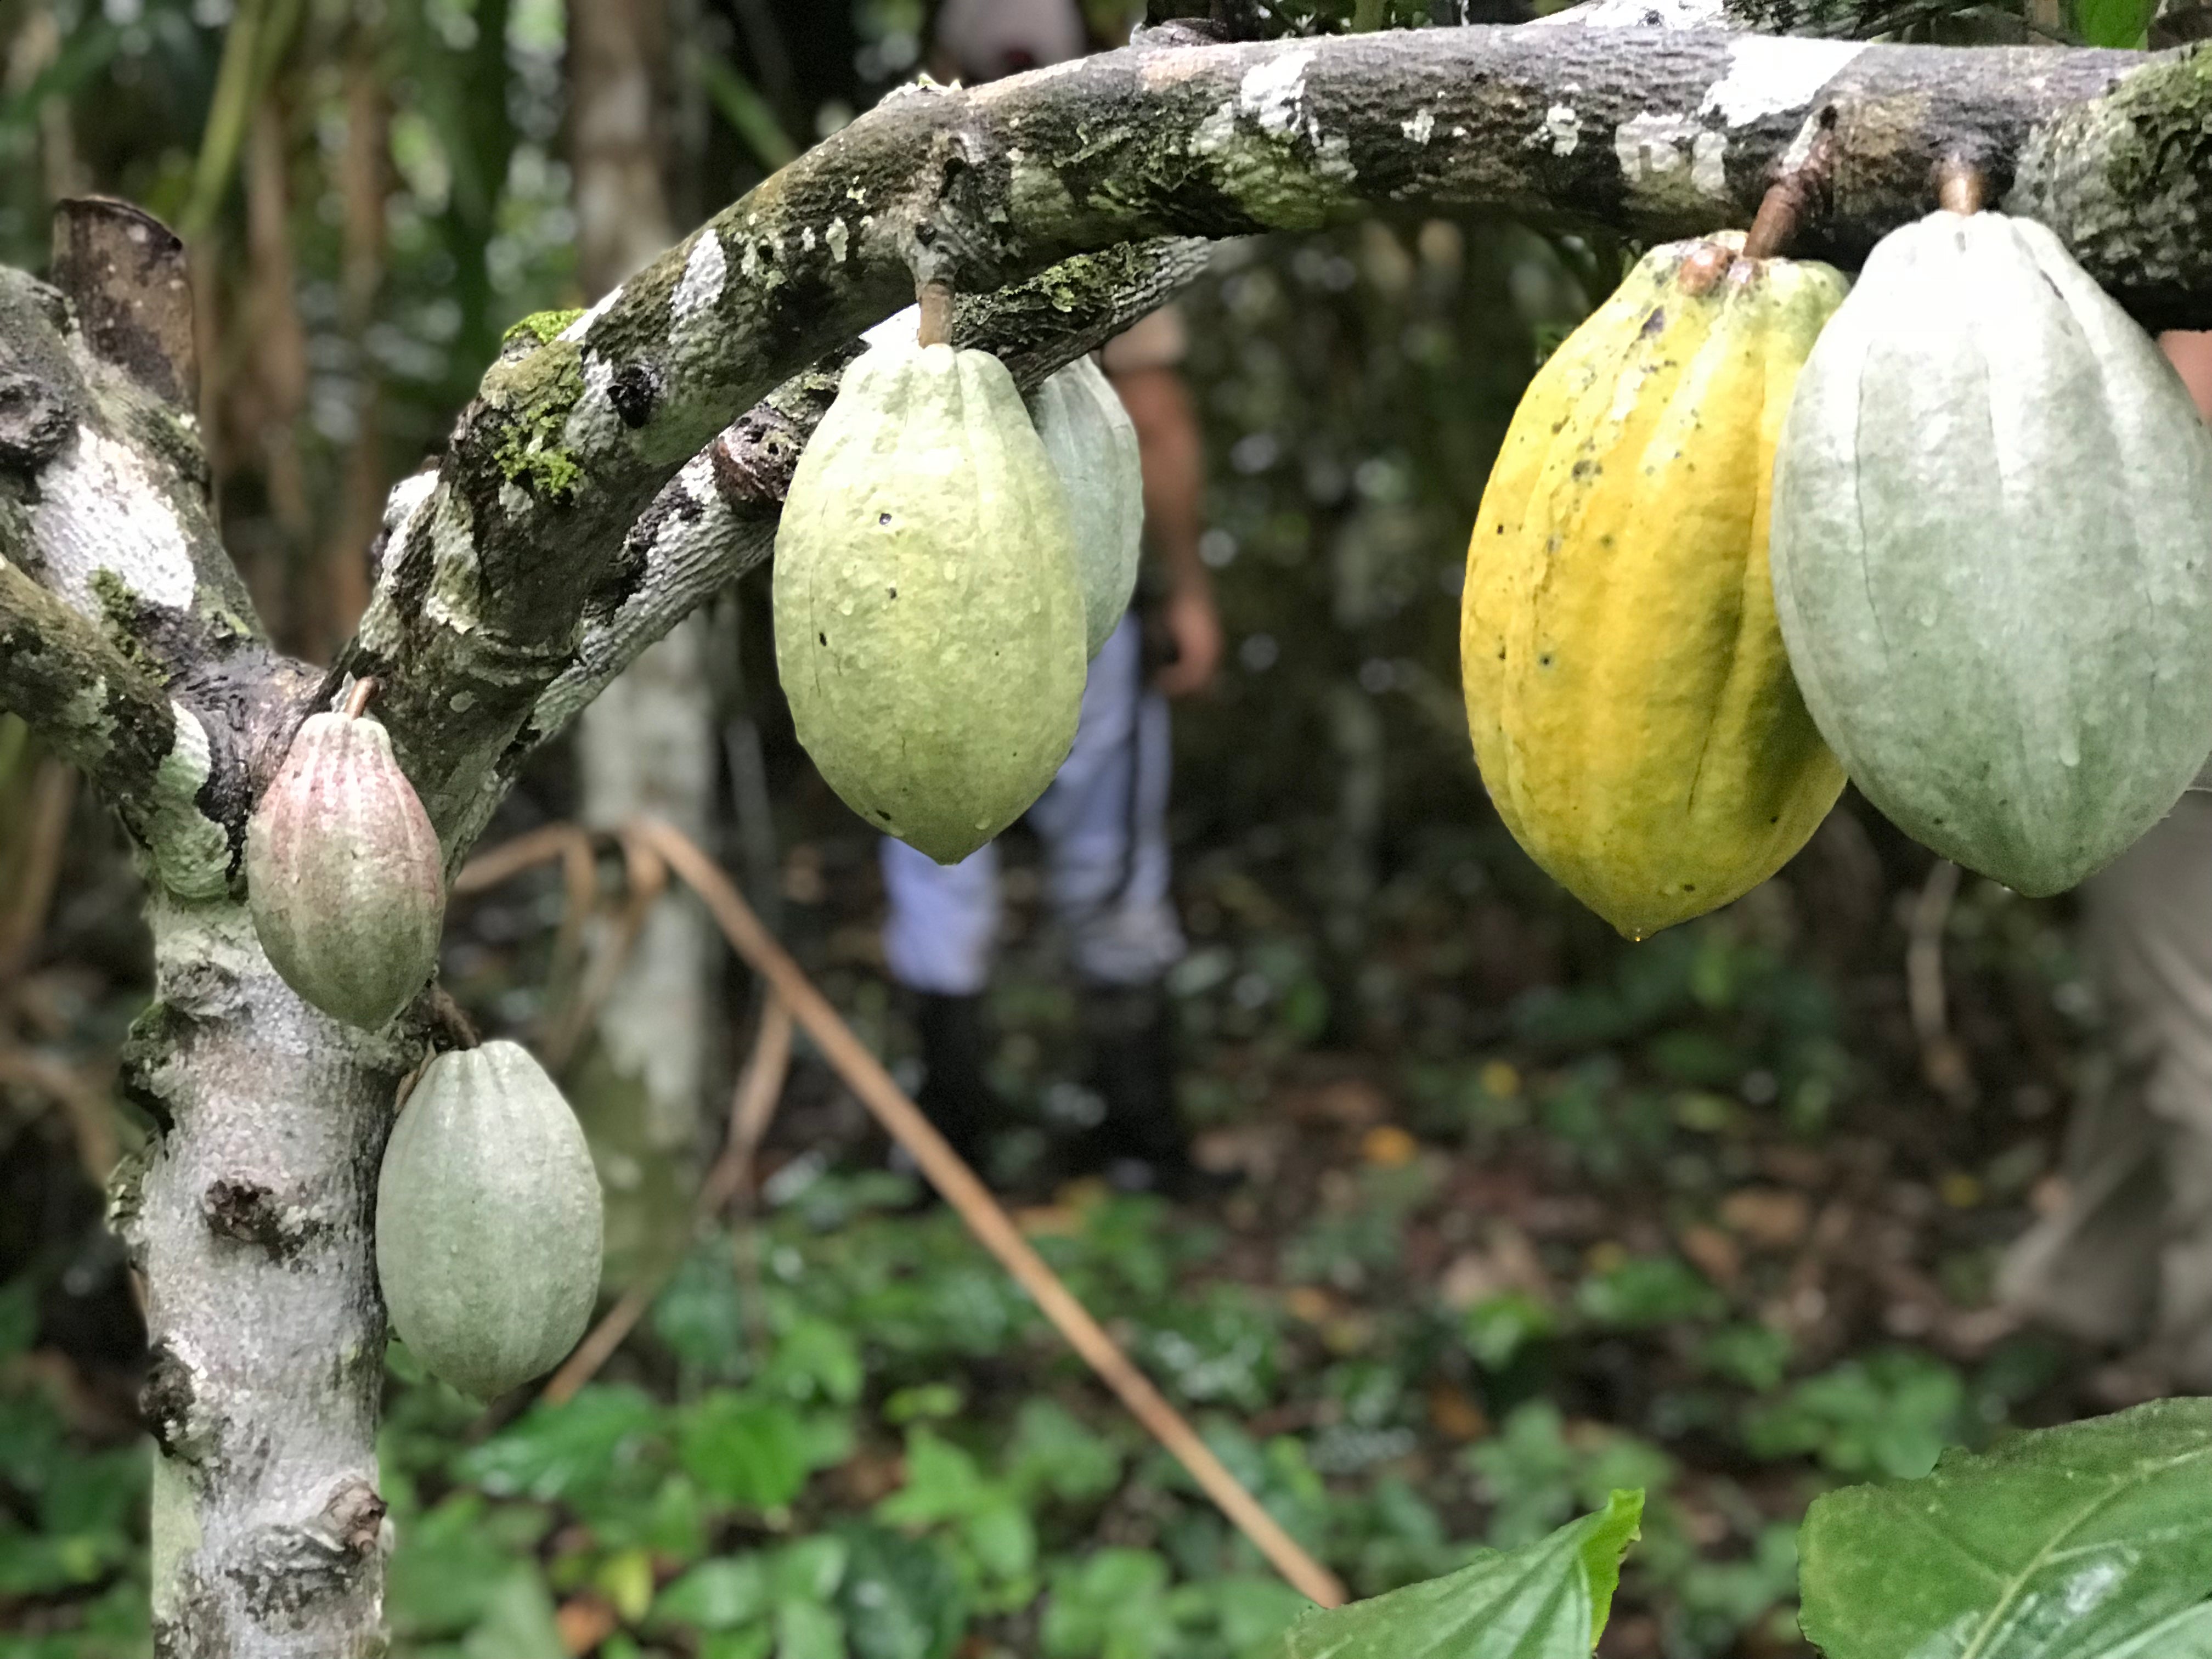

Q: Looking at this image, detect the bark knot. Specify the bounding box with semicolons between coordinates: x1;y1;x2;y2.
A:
201;1178;326;1257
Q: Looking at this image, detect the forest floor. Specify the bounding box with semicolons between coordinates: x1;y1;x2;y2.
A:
0;761;2130;1659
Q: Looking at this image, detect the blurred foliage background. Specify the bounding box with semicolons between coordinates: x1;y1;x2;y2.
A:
0;3;2135;1657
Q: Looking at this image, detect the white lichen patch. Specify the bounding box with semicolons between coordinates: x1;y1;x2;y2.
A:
420;490;482;637
1403;108;1437;145
558;284;624;343
1241;49;1318;139
62;676;110;753
382;471;437;543
825;218;850;263
564;346;630;462
1543;104;1582;155
1700;37;1866;126
146;704;232;900
671;232;727;323
1613;112;1729;207
1188;44;1359;219
33;424;197;614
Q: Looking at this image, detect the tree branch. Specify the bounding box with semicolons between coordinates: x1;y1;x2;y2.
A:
338;24;2205;856
0;548;234;899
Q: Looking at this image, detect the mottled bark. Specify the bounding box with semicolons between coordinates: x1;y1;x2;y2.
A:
114;899;413;1659
0;203;396;1659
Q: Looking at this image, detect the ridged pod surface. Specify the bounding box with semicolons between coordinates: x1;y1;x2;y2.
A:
1029;354;1144;659
775;339;1086;864
1461;233;1849;940
246;710;445;1028
375;1041;603;1398
1771;211;2212;895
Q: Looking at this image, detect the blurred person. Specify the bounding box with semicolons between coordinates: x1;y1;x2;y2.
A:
879;0;1226;1195
1997;330;2212;1399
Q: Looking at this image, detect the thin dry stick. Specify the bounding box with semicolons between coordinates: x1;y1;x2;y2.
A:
1907;857;1975;1109
0;760;78;981
453;822;603;1034
0;1046;116;1186
541;830;668;1069
540;994;796;1406
629;815;1350;1611
453;822;595;895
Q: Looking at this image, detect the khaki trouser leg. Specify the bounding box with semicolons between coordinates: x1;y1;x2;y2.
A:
1997;793;2212;1385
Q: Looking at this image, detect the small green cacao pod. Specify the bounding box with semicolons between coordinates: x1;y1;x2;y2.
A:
247;709;445;1029
774;337;1086;865
1028;354;1143;660
375;1040;603;1398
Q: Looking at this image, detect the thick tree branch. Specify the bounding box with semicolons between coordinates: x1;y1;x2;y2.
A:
341;24;2204;856
0;549;233;899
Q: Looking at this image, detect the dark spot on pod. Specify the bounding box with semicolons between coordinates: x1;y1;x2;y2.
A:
817;633;827;646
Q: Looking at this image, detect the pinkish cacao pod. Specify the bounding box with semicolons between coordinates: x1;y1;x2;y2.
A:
247;709;445;1029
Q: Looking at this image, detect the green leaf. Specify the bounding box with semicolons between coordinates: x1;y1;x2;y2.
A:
1573;1255;1724;1328
0;1280;36;1358
655;1557;770;1632
2070;0;2156;45
460;1385;662;1503
681;1395;811;1510
833;1523;969;1659
1746;1351;1969;1480
1799;1400;2212;1659
1043;1549;1177;1659
875;1430;993;1527
1269;1491;1644;1659
776;1598;848;1659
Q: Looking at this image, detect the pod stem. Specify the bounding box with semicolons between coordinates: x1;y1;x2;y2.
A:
1740;128;1837;262
915;278;955;348
341;675;380;719
1937;157;1988;215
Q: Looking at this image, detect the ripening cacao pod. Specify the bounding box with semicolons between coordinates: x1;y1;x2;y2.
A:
1770;210;2212;895
247;708;445;1028
375;1041;603;1398
1029;354;1144;659
775;337;1086;864
1462;232;1849;941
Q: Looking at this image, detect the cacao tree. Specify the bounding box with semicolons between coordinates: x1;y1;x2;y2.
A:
0;6;2207;1655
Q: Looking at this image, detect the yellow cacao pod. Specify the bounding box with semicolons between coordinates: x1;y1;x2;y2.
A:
1461;234;1848;941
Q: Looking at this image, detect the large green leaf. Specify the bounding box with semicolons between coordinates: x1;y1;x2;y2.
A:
1269;1490;1644;1659
2069;0;2157;45
1799;1400;2212;1658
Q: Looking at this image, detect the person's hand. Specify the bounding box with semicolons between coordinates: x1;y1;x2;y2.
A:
1154;581;1223;698
2160;332;2212;424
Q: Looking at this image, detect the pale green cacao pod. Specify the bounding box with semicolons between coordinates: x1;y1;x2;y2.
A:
375;1041;602;1398
1029;355;1143;659
247;710;445;1029
1770;210;2212;896
774;338;1086;865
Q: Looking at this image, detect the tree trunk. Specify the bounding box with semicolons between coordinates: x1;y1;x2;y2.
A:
568;0;723;1250
116;897;409;1658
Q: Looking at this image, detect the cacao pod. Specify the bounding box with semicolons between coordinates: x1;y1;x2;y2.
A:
1461;233;1849;940
375;1040;603;1398
1029;354;1144;659
247;709;445;1028
1770;210;2212;895
775;337;1086;864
